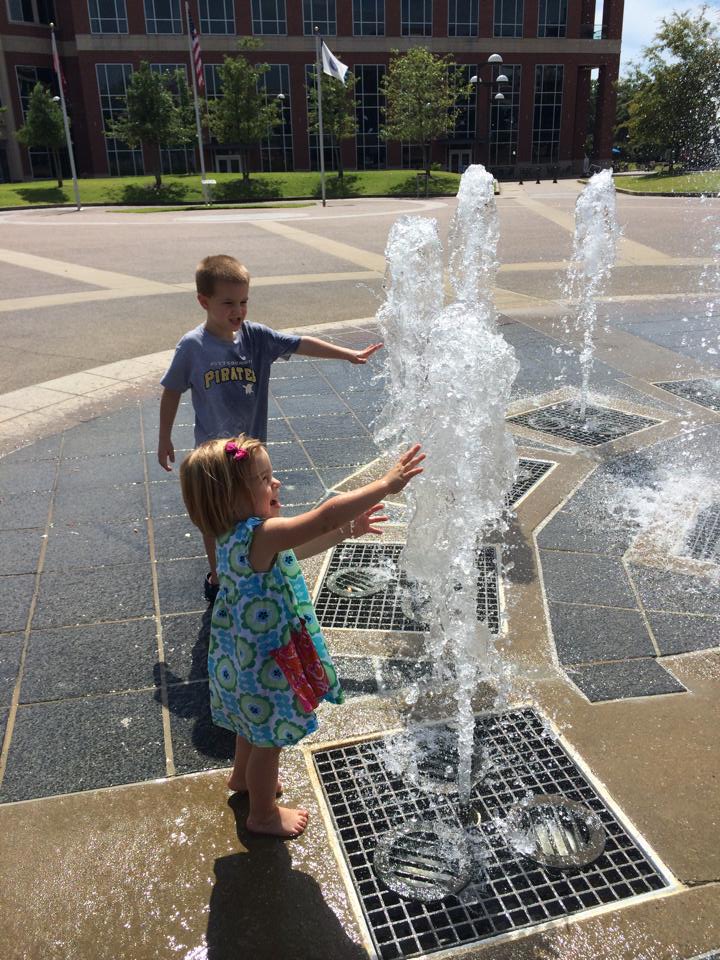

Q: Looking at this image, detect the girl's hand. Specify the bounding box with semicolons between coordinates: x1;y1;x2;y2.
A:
383;444;425;494
351;504;388;538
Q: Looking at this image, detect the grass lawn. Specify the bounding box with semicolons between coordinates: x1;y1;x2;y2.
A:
613;169;720;194
0;169;461;208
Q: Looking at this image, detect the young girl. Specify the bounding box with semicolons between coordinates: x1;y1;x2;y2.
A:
180;435;424;839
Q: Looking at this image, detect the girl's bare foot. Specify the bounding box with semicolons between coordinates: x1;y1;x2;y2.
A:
228;774;283;796
246;805;309;838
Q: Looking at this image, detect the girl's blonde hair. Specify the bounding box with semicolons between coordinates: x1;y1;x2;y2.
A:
180;434;264;537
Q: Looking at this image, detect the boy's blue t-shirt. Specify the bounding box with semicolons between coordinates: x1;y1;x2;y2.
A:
161;321;300;444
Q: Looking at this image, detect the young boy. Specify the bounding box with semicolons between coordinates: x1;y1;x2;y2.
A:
158;253;383;602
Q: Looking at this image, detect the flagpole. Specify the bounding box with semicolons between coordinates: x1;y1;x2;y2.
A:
314;27;326;208
50;23;81;211
185;1;209;203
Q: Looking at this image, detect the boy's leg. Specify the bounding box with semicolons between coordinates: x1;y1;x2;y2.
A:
202;531;218;584
245;745;309;838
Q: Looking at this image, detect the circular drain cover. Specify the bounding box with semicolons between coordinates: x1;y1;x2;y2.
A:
373;821;476;902
527;410;568;432
506;794;606;870
325;565;394;597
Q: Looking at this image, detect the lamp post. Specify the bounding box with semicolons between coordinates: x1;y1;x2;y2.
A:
49;23;81;211
470;54;508;167
275;93;287;171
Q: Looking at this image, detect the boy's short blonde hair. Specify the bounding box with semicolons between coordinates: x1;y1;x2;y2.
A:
180;435;264;537
195;255;251;297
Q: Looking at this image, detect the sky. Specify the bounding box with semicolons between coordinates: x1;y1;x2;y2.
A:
619;1;719;73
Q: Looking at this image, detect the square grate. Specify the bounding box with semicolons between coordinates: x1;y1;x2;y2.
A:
685;502;720;562
508;458;554;506
507;401;659;446
654;378;720;413
314;541;500;633
313;708;670;960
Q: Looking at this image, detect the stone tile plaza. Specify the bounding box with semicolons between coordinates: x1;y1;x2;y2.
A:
0;182;718;959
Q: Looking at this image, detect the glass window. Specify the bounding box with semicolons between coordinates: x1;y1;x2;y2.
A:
303;0;336;35
355;64;386;169
150;63;194;173
353;0;384;36
538;0;566;38
144;0;182;33
199;0;234;34
448;0;477;37
489;63;520;167
402;0;431;36
96;63;144;175
88;0;128;33
259;64;293;171
494;0;523;37
15;64;58;178
8;0;54;23
449;63;475;141
305;63;336;171
532;64;563;164
252;0;286;34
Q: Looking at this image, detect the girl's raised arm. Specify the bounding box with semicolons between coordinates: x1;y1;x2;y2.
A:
249;445;424;572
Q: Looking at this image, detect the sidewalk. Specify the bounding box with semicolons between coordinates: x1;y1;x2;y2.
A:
0;311;719;959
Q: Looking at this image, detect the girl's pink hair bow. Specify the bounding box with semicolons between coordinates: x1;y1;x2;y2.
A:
225;441;248;461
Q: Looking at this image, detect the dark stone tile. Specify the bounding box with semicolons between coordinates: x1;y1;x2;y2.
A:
272;376;334;398
152;514;204;561
0;489;51;530
161;610;211;683
548;602;655;664
0;458;57;496
303;437;378;469
539;552;637;607
56;452;146;489
287;413;369;441
334;655;378;697
61;423;143;458
316;466;362;490
0;438;62;463
646;612;720;655
265;440;312;471
537;510;633;557
266;418;294;443
156;557;209;616
628;565;720;617
0;528;44;576
279;394;348;417
21;620;157;702
164;680;234;775
0;634;23;709
0;690;166;802
148;478;185;518
43;519;149;572
275;469;325;505
567;659;686;703
378;658;434;691
34;564;154;628
281;502;316;518
52;482;146;523
0;575;35;632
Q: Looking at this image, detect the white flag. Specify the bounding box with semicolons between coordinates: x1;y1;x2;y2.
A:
321;41;348;83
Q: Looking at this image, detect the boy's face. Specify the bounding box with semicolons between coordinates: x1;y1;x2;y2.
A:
198;280;249;341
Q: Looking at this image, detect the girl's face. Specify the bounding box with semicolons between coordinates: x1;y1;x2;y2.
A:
246;449;282;518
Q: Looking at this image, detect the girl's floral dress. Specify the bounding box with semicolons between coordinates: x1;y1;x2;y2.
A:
208;517;344;747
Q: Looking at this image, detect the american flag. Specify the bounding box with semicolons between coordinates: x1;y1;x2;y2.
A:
188;9;204;89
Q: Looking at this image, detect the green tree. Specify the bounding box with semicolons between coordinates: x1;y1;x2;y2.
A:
207;45;281;181
381;47;470;185
614;67;659;164
15;83;66;187
307;69;357;179
105;61;194;188
625;8;720;170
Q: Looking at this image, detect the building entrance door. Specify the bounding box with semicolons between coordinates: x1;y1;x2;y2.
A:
216;155;243;174
448;149;472;173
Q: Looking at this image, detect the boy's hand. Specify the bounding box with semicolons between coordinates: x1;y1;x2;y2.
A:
351;504;388;537
383;444;425;494
348;342;383;364
158;440;175;472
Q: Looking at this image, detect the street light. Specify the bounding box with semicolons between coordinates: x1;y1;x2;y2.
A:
469;54;509;166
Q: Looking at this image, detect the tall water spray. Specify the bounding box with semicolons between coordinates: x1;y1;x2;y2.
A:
565;169;620;416
375;166;519;801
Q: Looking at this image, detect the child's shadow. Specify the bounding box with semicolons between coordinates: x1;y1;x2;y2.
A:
154;607;235;765
205;795;369;960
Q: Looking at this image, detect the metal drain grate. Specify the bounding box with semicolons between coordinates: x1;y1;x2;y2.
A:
655;378;720;412
685;503;720;562
313;708;670;960
505;795;606;870
508;401;659;446
508;458;554;506
314;542;500;633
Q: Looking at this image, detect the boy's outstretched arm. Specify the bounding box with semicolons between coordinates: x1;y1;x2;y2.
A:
158;387;182;471
296;336;383;365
